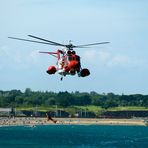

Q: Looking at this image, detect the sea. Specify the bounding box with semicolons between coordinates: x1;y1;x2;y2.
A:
0;125;148;148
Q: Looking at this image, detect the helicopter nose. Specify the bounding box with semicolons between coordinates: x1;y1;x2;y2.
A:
69;61;78;68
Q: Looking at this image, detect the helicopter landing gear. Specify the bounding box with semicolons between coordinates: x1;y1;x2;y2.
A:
60;77;63;81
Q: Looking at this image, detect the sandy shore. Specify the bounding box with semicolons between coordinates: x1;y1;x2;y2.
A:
0;117;147;126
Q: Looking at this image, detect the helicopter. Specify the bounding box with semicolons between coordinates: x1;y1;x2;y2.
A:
8;35;109;80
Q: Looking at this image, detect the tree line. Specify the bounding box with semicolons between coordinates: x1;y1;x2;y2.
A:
0;88;148;109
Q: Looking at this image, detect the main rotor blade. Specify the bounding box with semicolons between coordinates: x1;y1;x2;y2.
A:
28;35;66;47
8;37;57;46
73;42;110;48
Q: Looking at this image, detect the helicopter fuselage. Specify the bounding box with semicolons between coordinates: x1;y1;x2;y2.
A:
57;53;80;76
46;49;90;79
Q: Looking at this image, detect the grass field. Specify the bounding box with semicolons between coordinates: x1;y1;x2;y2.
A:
16;105;148;114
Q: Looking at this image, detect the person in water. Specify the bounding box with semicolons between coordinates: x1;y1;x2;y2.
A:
46;112;57;124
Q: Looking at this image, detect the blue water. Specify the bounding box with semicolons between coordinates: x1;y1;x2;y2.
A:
0;125;148;148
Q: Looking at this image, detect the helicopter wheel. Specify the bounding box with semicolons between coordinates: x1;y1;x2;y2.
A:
60;77;63;81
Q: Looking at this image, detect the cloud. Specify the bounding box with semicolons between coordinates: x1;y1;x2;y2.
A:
0;46;44;70
82;50;97;62
26;50;41;63
0;45;23;63
82;50;147;68
98;51;111;62
107;55;130;67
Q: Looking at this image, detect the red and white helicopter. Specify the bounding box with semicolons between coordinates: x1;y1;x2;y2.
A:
8;35;109;80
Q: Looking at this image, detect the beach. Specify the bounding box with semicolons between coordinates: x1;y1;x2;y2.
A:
0;117;146;126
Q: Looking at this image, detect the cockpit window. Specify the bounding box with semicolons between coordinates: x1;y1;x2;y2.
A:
67;50;76;55
71;51;76;54
67;50;71;55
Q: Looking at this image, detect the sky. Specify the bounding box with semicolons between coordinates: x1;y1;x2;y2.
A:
0;0;148;94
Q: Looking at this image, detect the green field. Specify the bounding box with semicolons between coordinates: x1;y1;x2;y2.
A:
16;105;148;115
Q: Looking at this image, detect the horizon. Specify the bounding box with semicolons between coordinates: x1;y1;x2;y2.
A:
0;88;147;96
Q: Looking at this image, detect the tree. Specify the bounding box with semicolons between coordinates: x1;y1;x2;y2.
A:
101;99;118;109
24;88;32;97
56;91;72;107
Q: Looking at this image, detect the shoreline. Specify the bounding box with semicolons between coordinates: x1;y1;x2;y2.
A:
0;117;147;126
